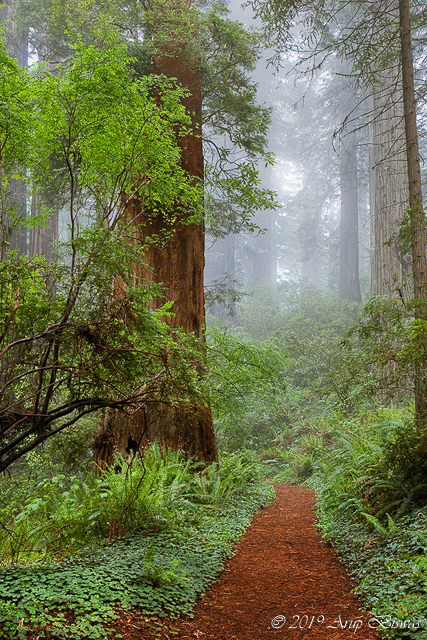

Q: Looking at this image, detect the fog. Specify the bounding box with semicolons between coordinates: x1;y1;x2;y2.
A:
204;0;427;320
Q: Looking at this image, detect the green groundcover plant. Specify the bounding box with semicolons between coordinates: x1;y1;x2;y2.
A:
316;507;427;639
0;445;274;639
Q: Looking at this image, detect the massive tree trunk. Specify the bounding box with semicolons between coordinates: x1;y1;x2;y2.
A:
398;0;427;429
369;64;411;297
97;0;217;466
339;130;362;303
139;0;206;336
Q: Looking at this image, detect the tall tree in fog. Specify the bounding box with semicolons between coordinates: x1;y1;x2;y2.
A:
398;0;427;428
369;28;410;296
273;62;357;291
0;0;28;255
245;54;276;286
201;3;275;308
338;78;363;304
340;127;362;303
249;0;426;299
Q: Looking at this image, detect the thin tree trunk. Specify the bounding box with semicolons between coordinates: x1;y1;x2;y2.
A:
252;163;276;285
29;193;58;260
339;131;362;303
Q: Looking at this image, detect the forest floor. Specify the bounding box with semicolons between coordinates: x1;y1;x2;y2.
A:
112;485;382;640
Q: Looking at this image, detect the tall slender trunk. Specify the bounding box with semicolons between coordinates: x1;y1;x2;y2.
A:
252;163;276;286
205;233;236;319
398;0;427;428
339;130;362;303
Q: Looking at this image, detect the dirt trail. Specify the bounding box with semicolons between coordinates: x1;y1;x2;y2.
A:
115;485;381;640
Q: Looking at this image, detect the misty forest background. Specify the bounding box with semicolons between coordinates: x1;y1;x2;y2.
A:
1;0;427;638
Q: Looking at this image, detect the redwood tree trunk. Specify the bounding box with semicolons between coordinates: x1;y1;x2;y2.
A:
369;66;411;297
99;0;217;466
399;0;427;429
141;0;205;336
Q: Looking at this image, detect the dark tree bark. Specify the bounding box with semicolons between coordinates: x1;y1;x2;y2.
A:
339;132;362;303
398;0;427;428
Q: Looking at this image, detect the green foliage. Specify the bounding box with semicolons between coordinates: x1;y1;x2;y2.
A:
0;36;32;259
14;0;277;237
0;37;31;171
0;30;208;471
315;504;427;638
277;406;427;520
29;25;201;224
331;294;427;416
0;447;274;639
239;283;362;415
201;4;277;237
207;325;287;449
206;284;366;452
273;422;328;483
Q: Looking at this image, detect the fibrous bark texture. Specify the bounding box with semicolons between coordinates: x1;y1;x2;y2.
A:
133;0;205;336
399;0;427;428
369;66;411;297
97;0;218;466
102;403;217;465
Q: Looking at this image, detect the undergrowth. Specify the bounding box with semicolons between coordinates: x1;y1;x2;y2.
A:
273;407;427;638
315;505;427;639
0;446;274;639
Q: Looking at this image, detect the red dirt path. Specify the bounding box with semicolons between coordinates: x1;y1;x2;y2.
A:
114;485;381;640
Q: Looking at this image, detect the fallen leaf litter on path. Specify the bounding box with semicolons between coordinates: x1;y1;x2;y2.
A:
112;485;382;640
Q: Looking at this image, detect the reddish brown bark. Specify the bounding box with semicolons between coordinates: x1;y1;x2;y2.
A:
138;0;205;336
97;0;217;466
102;403;217;464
